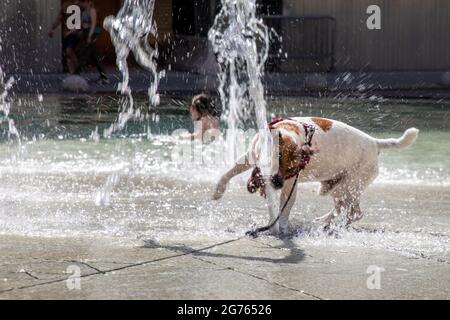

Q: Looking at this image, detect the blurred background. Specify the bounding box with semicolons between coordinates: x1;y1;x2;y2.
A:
1;0;450;75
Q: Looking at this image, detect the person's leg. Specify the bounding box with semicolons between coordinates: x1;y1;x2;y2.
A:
62;38;69;73
77;30;91;74
89;34;107;80
63;35;78;74
65;47;78;74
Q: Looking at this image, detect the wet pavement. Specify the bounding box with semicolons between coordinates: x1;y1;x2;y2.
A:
0;183;449;300
0;226;448;299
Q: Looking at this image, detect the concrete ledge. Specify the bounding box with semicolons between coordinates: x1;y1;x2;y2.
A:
9;70;450;101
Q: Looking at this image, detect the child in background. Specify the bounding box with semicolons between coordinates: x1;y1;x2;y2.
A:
180;94;220;141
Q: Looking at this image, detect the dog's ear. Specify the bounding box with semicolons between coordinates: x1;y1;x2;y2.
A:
276;131;283;154
276;131;304;177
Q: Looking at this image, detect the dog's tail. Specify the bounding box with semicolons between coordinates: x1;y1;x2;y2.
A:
376;128;419;150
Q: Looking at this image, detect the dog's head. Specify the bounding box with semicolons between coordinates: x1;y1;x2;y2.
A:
269;129;304;190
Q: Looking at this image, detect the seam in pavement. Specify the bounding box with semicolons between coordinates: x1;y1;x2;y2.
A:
23;271;40;280
144;237;324;300
0;237;243;294
0;288;14;294
8;270;41;281
188;254;323;300
65;260;105;274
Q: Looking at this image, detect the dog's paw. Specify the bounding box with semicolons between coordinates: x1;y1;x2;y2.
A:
314;210;335;224
212;191;222;200
212;183;226;200
280;224;290;235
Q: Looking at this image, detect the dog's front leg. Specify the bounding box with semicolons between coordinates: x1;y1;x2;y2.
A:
212;153;251;200
264;184;281;235
278;178;298;235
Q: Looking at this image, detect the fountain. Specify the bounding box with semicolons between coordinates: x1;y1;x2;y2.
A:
0;38;20;143
209;0;272;168
96;0;166;204
103;0;165;137
209;0;279;223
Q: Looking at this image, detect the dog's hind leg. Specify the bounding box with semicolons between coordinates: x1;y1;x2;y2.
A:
331;178;361;226
347;201;363;223
212;153;252;200
329;168;377;226
314;173;349;225
345;164;378;224
316;172;356;226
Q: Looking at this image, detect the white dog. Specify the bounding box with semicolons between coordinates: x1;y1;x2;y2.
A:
213;117;419;235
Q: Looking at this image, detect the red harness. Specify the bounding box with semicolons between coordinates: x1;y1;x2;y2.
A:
247;118;316;197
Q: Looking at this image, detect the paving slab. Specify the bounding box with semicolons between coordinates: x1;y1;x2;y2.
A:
0;236;311;299
0;235;448;299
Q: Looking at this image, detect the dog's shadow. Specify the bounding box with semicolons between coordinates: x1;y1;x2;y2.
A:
140;222;382;265
141;237;306;265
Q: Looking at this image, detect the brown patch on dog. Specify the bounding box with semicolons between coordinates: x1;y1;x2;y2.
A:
311;117;333;132
278;134;302;178
271;122;301;135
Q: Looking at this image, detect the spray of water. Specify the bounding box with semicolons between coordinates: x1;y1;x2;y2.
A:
209;0;272;167
0;38;20;143
99;1;165;204
103;0;165;137
209;1;277;216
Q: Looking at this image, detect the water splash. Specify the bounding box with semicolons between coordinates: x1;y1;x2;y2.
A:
100;1;165;203
209;0;272;168
104;0;164;104
0;40;20;143
103;0;165;138
209;1;276;216
95;171;121;206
